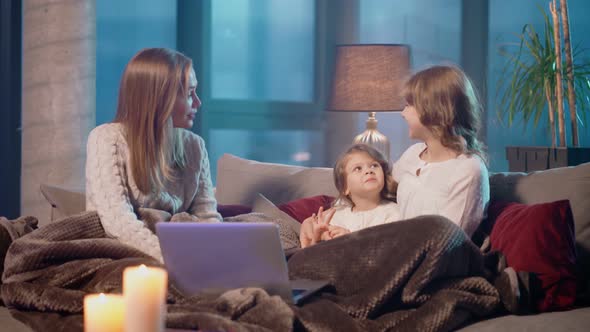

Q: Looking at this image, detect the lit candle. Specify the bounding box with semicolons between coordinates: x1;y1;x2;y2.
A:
123;264;168;332
84;293;124;332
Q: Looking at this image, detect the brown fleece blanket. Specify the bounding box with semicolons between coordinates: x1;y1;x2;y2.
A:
1;212;500;332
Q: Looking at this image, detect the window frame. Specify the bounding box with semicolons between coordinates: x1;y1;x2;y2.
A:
177;0;331;144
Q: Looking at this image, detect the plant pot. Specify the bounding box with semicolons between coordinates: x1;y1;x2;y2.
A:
506;146;590;172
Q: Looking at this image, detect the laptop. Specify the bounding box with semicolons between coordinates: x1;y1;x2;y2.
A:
156;222;329;305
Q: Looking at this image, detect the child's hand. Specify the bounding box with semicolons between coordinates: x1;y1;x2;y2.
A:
328;225;350;238
316;206;336;226
299;207;335;248
320;229;333;241
300;213;329;248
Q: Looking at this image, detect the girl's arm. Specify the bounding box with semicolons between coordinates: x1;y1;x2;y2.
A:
187;135;222;222
85;126;164;262
439;158;489;237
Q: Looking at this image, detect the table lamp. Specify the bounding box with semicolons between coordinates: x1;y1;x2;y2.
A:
327;44;410;160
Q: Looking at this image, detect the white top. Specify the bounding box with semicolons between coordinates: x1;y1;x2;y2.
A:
392;143;489;237
85;123;222;262
330;201;400;232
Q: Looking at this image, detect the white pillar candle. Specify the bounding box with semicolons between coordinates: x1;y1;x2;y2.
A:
84;293;124;332
123;264;168;332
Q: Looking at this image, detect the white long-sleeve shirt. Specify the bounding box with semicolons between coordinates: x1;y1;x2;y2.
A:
330;201;400;232
392;143;489;237
85;123;221;262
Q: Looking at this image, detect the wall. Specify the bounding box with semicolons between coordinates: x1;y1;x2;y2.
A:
487;0;590;171
20;0;95;225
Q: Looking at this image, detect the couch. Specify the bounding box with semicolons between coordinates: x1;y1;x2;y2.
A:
1;153;589;331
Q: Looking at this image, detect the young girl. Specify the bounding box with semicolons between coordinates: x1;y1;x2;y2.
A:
86;48;222;262
300;144;400;247
301;65;489;246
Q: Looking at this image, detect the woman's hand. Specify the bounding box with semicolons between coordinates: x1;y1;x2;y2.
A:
299;207;335;248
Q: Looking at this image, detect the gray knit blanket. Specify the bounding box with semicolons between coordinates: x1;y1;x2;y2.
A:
1;212;500;332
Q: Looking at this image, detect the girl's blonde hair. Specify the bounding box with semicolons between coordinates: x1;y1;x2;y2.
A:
333;144;397;208
114;48;192;194
403;65;487;162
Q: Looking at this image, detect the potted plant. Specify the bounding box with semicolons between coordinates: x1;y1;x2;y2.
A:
497;0;590;171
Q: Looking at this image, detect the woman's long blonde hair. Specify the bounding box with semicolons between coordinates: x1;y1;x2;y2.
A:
114;48;192;194
403;65;487;162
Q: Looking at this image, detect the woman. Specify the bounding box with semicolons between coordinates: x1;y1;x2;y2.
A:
86;48;221;262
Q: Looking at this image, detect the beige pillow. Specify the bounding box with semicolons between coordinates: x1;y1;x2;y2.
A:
215;153;337;206
39;184;86;221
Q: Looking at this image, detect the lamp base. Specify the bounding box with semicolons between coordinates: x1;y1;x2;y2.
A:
353;112;390;161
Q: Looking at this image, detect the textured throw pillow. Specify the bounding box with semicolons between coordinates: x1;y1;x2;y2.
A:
278;195;335;223
489;200;577;312
251;193;301;250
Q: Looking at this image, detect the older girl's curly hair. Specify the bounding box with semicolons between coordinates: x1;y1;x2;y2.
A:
403;65;487;163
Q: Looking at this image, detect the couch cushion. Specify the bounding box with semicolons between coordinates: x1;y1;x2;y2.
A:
489;200;577;312
215;154;337;206
456;306;590;332
0;306;32;332
489;162;590;283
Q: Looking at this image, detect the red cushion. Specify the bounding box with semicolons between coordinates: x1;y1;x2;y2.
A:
489;200;577;312
217;204;252;218
278;195;335;223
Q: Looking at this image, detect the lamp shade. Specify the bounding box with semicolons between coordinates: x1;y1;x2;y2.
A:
328;44;410;112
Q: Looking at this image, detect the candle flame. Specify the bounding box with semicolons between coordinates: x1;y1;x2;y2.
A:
139;264;147;272
99;293;106;301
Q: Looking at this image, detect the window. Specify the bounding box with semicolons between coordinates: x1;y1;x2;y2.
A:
209;129;322;171
96;0;177;125
211;0;315;101
360;0;461;66
192;0;325;183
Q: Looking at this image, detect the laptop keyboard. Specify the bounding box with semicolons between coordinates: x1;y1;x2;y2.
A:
292;289;306;297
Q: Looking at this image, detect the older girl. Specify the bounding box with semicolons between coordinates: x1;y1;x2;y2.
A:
394;65;488;237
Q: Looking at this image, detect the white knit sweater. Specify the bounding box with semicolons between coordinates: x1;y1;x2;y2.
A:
85;123;221;262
